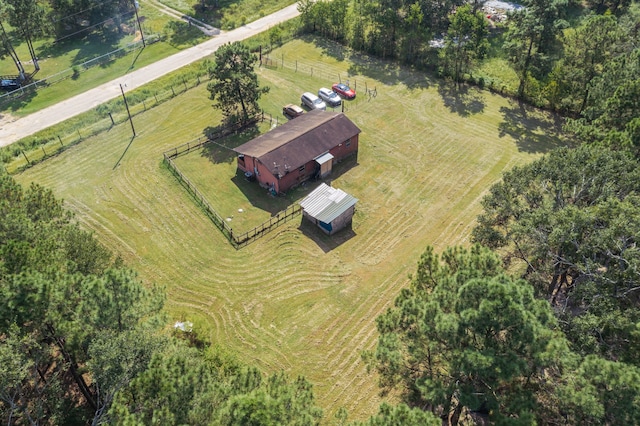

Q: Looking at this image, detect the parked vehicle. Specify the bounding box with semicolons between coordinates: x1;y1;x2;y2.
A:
318;87;342;107
0;79;20;91
283;103;304;118
332;82;356;99
301;92;327;110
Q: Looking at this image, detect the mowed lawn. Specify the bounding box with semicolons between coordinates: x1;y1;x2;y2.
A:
15;38;567;421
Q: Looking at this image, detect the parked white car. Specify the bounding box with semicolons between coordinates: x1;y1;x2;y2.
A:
318;87;342;107
301;92;327;111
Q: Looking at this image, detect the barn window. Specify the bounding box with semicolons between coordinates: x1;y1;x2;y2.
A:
299;165;306;173
345;140;351;147
238;155;245;167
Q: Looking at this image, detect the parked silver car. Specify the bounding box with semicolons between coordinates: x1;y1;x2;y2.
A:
301;92;327;111
318;87;341;107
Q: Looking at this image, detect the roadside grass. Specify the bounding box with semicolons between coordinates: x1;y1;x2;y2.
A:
159;0;297;29
0;0;205;116
2;60;210;169
14;38;568;422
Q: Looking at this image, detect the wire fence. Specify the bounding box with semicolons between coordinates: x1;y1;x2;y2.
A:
163;112;302;249
0;34;162;106
6;68;208;173
259;50;380;111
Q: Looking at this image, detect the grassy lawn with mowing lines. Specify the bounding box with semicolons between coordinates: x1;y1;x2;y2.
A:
15;38;568;422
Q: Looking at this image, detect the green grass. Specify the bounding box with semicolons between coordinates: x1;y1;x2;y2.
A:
14;37;568;422
0;0;206;116
159;0;297;29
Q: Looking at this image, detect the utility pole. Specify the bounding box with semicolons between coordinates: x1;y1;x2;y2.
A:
120;84;136;136
134;0;145;47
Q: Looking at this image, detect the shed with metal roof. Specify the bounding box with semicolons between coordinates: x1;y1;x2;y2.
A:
299;183;358;235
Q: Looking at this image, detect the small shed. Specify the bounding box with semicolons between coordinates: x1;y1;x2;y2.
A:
299;183;358;235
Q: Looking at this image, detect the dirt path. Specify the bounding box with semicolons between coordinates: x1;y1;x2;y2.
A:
0;3;299;147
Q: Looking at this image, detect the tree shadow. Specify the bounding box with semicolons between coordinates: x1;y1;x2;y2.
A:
166;21;205;48
201;123;262;164
437;81;486;117
298;217;356;253
307;35;346;62
0;86;39;113
302;35;432;90
498;99;569;153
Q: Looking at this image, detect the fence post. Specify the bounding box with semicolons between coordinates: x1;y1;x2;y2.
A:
281;53;284;68
42;146;46;157
171;86;175;96
22;151;30;164
155;92;158;103
58;135;63;147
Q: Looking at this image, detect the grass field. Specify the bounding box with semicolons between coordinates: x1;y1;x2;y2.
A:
14;38;567;422
0;0;205;116
159;0;296;29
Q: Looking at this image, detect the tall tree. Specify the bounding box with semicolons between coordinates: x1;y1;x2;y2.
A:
0;171;165;424
207;42;269;123
110;342;323;425
504;0;567;98
366;245;569;424
0;0;26;78
438;4;488;84
548;13;620;114
5;0;49;72
472;145;640;364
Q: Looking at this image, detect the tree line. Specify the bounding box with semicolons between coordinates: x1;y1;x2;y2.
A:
297;0;640;119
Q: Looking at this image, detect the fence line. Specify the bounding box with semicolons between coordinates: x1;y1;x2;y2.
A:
163;112;302;248
259;51;379;112
6;69;207;173
233;204;301;248
0;34;162;105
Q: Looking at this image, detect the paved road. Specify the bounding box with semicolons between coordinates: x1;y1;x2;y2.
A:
0;4;300;147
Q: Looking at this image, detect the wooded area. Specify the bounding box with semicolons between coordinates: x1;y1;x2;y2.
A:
2;0;640;423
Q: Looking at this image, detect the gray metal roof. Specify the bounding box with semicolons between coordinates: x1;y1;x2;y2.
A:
315;152;334;165
299;183;358;223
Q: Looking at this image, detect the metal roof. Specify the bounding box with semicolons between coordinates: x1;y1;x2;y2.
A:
233;110;360;176
299;183;358;223
315;152;334;165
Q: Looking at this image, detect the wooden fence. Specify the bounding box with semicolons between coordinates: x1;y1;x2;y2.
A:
163;113;302;248
233;204;301;248
163;112;266;160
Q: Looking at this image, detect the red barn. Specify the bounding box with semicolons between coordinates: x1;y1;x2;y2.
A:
233;110;360;194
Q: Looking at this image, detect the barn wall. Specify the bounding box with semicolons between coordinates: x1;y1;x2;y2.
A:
328;134;359;163
276;159;317;193
249;158;279;192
